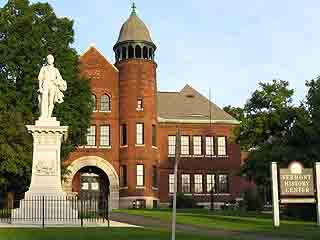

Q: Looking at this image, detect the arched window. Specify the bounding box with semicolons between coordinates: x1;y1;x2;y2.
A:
135;45;141;58
128;45;134;58
122;47;127;59
143;46;148;59
92;94;97;111
101;94;111;112
149;48;153;60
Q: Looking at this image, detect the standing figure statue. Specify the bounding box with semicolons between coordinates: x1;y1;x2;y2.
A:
38;54;67;119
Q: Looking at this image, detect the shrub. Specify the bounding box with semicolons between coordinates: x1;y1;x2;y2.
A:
242;187;263;211
283;204;316;221
170;193;197;208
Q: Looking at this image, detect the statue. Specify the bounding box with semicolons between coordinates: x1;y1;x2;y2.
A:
38;54;67;119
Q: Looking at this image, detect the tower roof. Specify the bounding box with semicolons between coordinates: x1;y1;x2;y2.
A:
115;3;154;46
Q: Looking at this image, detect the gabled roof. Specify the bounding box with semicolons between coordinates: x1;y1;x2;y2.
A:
157;84;239;124
80;44;119;72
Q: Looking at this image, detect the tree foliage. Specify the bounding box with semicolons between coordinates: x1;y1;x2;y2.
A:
0;0;92;193
235;79;319;187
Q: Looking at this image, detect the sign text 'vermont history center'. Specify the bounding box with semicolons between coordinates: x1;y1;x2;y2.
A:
279;168;314;196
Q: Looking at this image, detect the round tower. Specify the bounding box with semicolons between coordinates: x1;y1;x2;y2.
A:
114;3;159;208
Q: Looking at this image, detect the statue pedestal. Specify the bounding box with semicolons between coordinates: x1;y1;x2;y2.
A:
12;118;78;224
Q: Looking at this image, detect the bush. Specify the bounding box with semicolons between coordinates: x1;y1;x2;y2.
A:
170;193;197;208
283;204;316;221
242;187;263;211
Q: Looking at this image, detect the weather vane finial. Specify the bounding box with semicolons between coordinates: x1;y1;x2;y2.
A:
131;1;137;15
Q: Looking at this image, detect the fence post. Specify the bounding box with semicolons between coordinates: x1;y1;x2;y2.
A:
107;196;110;228
80;197;83;227
42;196;45;229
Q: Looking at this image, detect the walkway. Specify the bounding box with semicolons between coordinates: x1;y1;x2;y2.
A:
110;212;302;240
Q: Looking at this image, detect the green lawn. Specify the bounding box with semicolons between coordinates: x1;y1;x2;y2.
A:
116;208;320;240
0;228;241;240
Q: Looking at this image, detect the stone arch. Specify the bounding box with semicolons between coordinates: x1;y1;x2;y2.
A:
63;156;119;209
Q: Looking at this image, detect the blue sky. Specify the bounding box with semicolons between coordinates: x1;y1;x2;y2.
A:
2;0;320;107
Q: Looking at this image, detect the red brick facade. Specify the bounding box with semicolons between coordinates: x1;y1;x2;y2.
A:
64;10;250;209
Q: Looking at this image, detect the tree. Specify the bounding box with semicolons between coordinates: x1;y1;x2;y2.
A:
0;0;93;194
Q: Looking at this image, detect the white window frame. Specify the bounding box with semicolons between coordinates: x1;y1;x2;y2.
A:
181;136;190;155
169;174;175;193
194;174;203;193
136;123;144;145
136;164;144;187
217;136;227;156
207;174;215;193
100;94;111;112
137;98;143;111
100;125;110;147
193;136;202;155
205;136;214;156
218;174;229;193
168;136;176;155
86;126;96;146
181;174;190;193
92;94;97;112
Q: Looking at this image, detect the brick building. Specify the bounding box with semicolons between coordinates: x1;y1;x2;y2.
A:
63;5;249;209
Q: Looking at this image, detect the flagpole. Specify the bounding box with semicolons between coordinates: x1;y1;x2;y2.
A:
171;129;181;240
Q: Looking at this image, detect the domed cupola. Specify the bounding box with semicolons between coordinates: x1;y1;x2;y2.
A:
113;3;156;63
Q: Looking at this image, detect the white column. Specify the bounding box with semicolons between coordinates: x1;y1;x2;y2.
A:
271;162;280;227
316;162;320;227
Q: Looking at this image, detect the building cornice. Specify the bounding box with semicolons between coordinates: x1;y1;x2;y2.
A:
157;117;240;125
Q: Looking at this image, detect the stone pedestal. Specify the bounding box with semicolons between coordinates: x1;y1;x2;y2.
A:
12;118;78;223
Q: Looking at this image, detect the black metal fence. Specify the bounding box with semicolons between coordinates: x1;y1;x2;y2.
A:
0;195;109;228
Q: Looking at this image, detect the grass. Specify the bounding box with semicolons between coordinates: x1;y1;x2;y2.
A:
115;208;320;240
0;228;242;240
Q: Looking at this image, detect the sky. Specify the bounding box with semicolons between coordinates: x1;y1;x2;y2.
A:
2;0;320;107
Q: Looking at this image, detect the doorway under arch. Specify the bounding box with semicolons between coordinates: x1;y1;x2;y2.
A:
63;156;119;209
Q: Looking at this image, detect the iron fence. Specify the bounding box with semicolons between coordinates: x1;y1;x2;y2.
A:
0;194;109;228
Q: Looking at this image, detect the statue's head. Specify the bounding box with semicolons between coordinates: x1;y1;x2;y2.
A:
47;54;54;65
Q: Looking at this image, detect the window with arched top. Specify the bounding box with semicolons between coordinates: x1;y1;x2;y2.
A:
135;45;141;58
149;48;153;60
143;46;148;59
101;94;111;112
92;94;97;111
128;45;134;58
122;47;127;59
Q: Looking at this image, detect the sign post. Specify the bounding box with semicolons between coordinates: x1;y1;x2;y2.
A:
271;162;280;227
316;162;320;226
271;161;320;227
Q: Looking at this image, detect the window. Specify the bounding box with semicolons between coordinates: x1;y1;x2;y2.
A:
217;137;226;156
101;95;111;112
207;174;215;193
137;98;143;110
181;174;191;193
152;125;157;146
218;174;229;193
168;136;176;155
100;125;110;147
121;124;127;146
193;136;202;155
194;174;203;193
86;126;96;146
169;174;175;193
136;123;144;145
120;165;127;187
136;164;144;187
92;95;97;111
181;136;190;155
152;166;157;188
205;136;214;156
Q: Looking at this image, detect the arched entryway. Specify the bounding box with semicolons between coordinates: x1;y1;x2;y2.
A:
63;156;119;209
